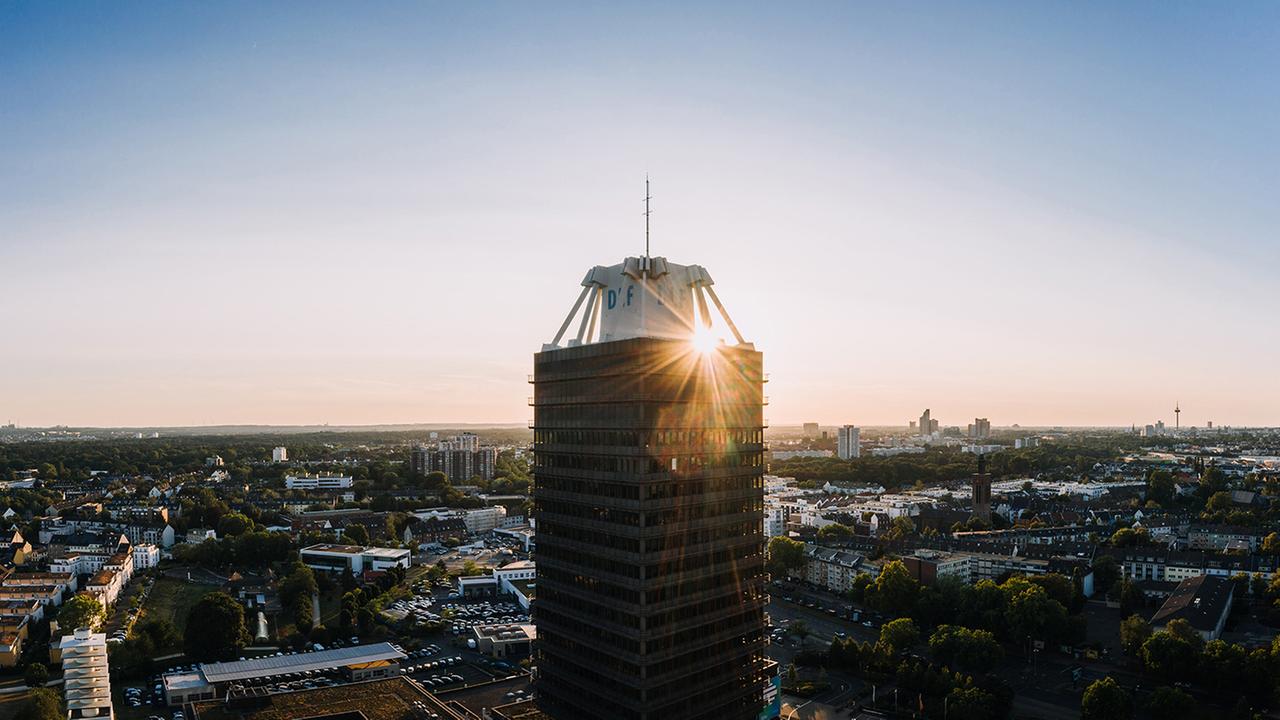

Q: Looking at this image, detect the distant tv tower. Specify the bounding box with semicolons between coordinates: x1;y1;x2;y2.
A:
1175;401;1181;429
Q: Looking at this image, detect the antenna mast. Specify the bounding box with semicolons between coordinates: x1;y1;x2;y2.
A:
644;175;652;259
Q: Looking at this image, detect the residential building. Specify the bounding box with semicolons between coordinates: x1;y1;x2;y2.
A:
132;544;160;570
410;435;499;482
802;545;866;593
968;418;991;439
837;425;861;460
61;628;114;720
272;446;288;463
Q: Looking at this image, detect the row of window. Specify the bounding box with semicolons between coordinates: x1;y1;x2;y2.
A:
644;520;760;553
534;452;764;473
647;589;762;630
537;584;641;629
534;473;760;501
533;428;764;447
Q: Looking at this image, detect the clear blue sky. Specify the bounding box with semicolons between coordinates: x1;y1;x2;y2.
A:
3;2;1277;427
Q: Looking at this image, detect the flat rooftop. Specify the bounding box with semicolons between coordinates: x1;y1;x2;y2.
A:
198;643;406;684
192;677;465;720
302;544;364;555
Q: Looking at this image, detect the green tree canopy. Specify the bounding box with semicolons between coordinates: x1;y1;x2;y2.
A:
877;617;919;656
869;560;920;615
25;687;63;720
184;592;250;661
766;536;805;579
24;662;49;687
1081;677;1132;720
57;593;103;632
1118;615;1151;658
928;624;1003;673
217;512;252;537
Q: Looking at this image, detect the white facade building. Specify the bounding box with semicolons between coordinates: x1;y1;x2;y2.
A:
132;544;160;570
60;628;114;720
837;425;861;460
272;446;288;463
285;475;353;490
299;544;411;575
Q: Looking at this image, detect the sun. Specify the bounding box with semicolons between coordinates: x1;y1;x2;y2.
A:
691;326;719;354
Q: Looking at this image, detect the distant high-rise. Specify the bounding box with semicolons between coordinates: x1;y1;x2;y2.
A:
532;255;768;720
411;434;498;481
837;425;861;460
971;454;992;525
272;446;288;463
968;418;991;440
919;409;932;437
802;422;819;439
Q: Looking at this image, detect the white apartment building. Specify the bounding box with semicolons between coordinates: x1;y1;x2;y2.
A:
61;628;114;720
284;475;353;490
132;544;160;570
464;506;508;534
837;425;861;460
272;446;288;463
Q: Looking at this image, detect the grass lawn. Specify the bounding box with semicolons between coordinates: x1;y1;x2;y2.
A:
137;577;217;649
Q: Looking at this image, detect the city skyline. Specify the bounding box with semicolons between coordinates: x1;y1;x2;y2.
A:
5;3;1280;428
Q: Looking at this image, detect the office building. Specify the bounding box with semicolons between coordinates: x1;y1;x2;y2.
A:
802;422;819;439
836;425;861;460
532;255;768;720
299;544;411;575
284;475;353;490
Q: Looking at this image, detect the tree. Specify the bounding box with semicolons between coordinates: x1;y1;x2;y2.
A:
342;524;370;545
1118;615;1151;658
869;560;920;615
1141;626;1200;683
24;662;49;687
1117;579;1145;618
1145;687;1191;718
1081;676;1132;720
881;515;917;540
816;523;853;542
25;687;63;720
1004;584;1068;644
878;618;919;656
1110;527;1149;547
217;512;252;537
946;686;1002;720
1092;555;1121;596
1261;532;1280;555
184;592;250;661
766;536;806;579
57;593;103;632
928;625;1003;673
136;617;180;651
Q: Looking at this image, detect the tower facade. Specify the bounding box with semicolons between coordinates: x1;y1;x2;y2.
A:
971;453;992;525
837;425;861;460
531;256;769;720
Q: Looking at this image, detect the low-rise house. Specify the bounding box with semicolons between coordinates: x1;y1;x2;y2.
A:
1150;575;1234;641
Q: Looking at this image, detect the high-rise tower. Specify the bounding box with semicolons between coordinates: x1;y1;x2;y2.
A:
531;255;769;720
971;453;992;526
